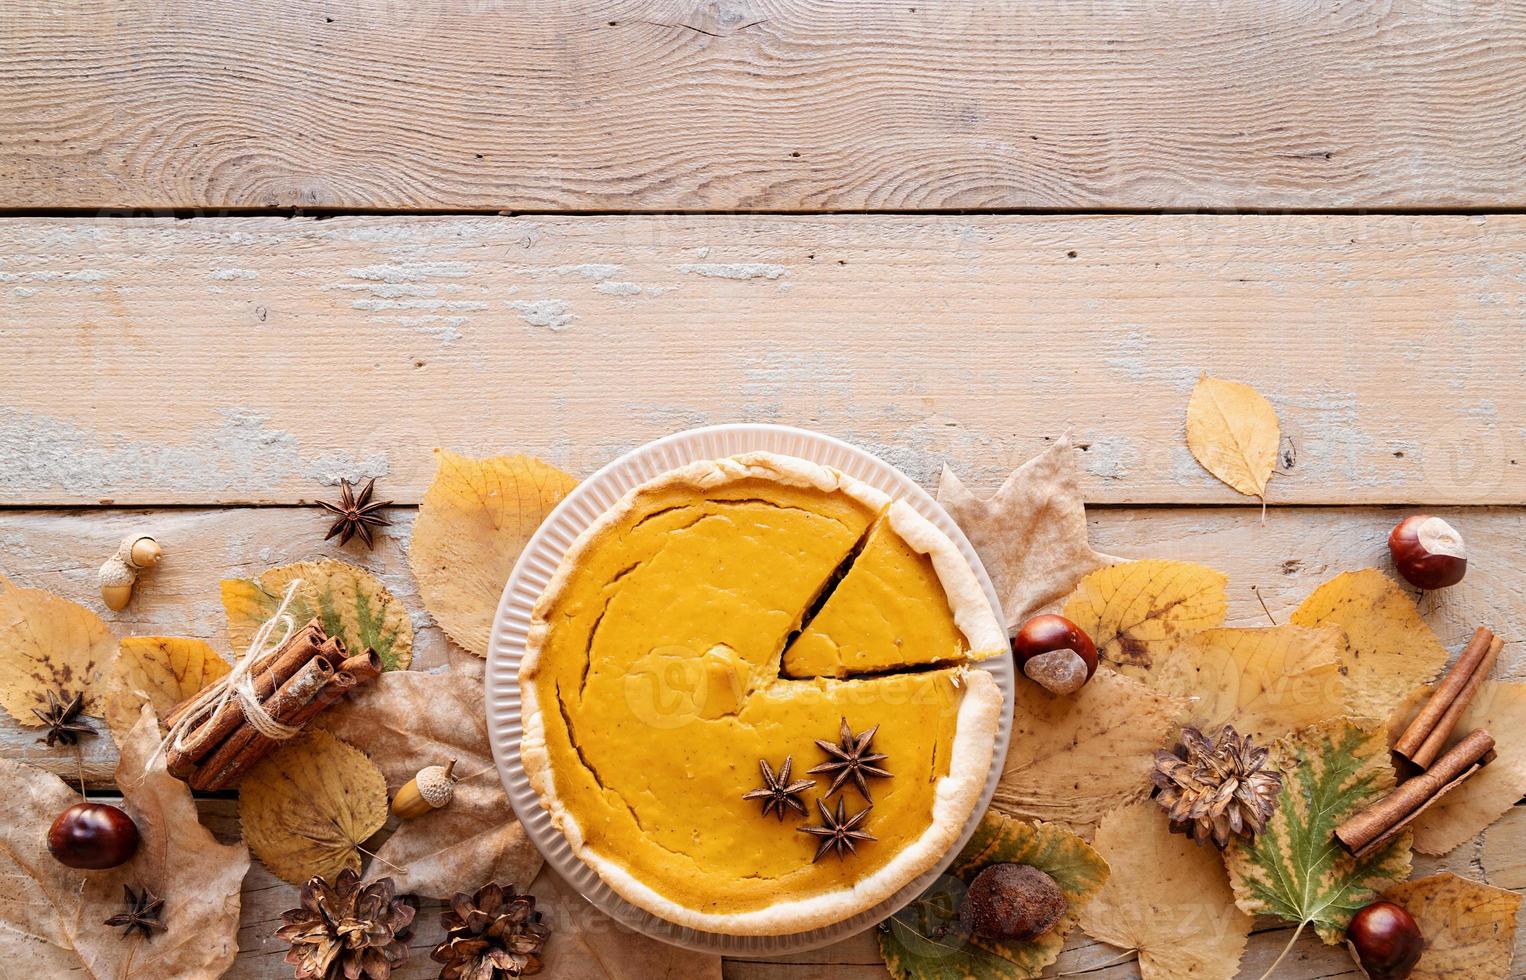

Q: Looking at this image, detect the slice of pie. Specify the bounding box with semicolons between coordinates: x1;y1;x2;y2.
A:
520;452;1007;935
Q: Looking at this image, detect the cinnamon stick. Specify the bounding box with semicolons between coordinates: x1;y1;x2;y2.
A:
1394;626;1496;765
1412;635;1502;768
165;621;343;778
190;650;382;791
1335;728;1496;858
188;655;337;791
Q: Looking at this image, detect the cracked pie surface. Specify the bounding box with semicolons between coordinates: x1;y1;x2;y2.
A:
519;453;1006;935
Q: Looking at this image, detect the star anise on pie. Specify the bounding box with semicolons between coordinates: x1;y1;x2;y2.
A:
742;755;815;821
809;717;892;801
799;797;876;862
104;884;167;940
31;689;94;746
318;477;393;548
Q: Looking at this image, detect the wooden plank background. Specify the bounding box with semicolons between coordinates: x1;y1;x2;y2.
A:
1;1;1525;211
3;0;1525;976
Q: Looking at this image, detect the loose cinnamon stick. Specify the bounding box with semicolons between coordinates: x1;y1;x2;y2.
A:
191;650;382;791
1394;626;1496;765
188;655;337;791
1335;728;1496;857
165;621;343;778
1412;635;1502;768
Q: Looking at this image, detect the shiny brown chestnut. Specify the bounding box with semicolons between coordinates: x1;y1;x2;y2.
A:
1012;614;1098;696
47;801;140;870
1388;515;1467;590
1347;900;1423;979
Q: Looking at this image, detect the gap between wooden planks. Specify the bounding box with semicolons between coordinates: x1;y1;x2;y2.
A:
0;1;1523;210
1;213;1523;507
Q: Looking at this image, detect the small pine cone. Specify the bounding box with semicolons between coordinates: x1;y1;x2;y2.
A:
1152;724;1282;848
432;882;551;979
276;869;416;980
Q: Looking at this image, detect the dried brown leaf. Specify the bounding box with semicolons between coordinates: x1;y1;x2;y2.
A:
1291;569;1448;722
409;450;578;657
937;436;1120;630
1061;559;1228;678
1384;872;1521;980
0;704;248;977
319;657;542;897
1185;374;1280;499
0;583;115;724
1079;800;1251;980
240;729;389;884
105;636;231;740
1149;624;1349;743
993;669;1187;837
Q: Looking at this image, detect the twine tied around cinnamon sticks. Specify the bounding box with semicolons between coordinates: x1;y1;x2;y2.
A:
152;579;382;790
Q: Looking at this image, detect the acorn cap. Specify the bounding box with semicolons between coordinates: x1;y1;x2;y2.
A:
416;760;458;806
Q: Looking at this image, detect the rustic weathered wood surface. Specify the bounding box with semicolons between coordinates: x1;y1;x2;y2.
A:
2;214;1523;506
2;2;1525;210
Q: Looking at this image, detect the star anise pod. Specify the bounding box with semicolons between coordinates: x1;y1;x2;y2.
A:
799;797;876;862
742;755;815;821
318;478;393;548
104;884;166;940
808;717;892;801
31;689;94;747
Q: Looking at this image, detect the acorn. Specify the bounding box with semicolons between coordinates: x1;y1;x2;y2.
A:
97;534;163;611
392;760;457;819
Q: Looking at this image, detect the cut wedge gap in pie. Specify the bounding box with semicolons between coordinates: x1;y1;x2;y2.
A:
520;452;1009;935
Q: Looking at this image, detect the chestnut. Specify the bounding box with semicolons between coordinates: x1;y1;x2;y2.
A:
959;863;1067;941
1012;614;1097;696
1388;515;1466;590
47;801;140;870
1347;900;1423;979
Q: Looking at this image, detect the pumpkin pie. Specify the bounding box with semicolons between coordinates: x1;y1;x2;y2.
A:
520;453;1007;935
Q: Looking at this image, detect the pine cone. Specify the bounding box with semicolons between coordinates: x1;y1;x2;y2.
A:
276;869;416;980
1152;724;1282;848
431;882;551;979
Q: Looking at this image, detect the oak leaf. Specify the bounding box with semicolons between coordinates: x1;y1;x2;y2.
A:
106;636;230;740
992;669;1187;837
1384;872;1521;980
1225;718;1412;945
1079;800;1251;980
1387;682;1526;856
1185;374;1280;499
319;656;542;898
1150;624;1349;743
239;729;389;884
1060;559;1227;677
1290;569;1448;722
0;582;115;725
222;557;413;669
937;436;1120;630
410;450;578;657
878;811;1109;979
530;864;722;978
0;704;249;978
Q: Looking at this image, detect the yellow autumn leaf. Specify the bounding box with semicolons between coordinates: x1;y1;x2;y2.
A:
106;636;231;740
222;558;413;670
0;584;115;725
239;729;389;885
1384;873;1521;980
1291;569;1448;722
1079;800;1252;980
1185;374;1280;498
1061;559;1227;677
409;450;577;658
1150;625;1349;743
993;669;1187;837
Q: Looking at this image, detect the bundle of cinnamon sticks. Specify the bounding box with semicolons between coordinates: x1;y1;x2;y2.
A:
164;618;381;791
1335;625;1502;857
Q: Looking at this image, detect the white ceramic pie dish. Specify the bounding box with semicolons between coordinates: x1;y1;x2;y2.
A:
485;423;1015;955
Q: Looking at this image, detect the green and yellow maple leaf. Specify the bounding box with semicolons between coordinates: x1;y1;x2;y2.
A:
1225;717;1412;947
221;559;413;670
877;811;1109;979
